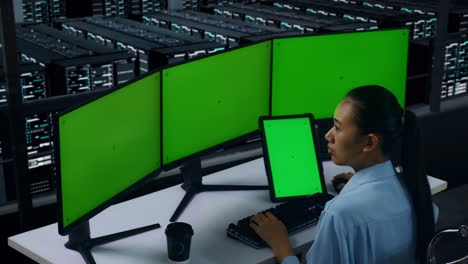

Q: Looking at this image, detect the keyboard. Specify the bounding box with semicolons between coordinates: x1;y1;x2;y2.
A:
226;193;334;249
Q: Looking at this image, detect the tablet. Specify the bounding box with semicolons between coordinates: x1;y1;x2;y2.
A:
259;114;326;202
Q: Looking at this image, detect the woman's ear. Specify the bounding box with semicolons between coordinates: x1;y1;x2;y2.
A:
362;133;381;153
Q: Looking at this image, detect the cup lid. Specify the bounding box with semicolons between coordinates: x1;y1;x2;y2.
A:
165;222;194;237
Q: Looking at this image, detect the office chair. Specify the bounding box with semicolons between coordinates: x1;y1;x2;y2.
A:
427;225;468;264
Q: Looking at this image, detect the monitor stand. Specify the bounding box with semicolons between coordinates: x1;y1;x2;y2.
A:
170;157;268;222
65;220;161;264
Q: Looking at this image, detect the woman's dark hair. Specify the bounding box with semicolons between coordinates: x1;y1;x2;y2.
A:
345;85;435;260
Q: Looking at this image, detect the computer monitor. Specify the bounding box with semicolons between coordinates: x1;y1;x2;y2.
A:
161;41;272;221
162;41;271;167
55;72;162;263
271;28;409;119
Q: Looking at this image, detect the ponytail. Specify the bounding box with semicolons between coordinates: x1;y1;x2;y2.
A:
400;110;435;260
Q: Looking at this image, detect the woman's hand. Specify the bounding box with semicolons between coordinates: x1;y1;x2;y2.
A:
250;212;294;262
333;172;354;181
332;172;354;192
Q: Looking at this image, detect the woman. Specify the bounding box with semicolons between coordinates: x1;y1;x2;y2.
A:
250;85;438;264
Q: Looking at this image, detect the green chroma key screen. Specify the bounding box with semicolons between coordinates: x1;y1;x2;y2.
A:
59;72;161;230
263;116;323;199
272;29;409;119
162;41;271;165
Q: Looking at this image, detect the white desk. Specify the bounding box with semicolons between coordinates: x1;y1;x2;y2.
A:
321;161;448;196
8;158;447;264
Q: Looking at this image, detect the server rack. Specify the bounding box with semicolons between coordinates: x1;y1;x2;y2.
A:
21;0;172;23
142;11;255;46
16;24;137;95
175;9;285;35
334;0;468;33
128;0;166;15
240;30;302;43
58;17;224;73
60;19;163;74
266;0;434;39
22;0;67;24
48;0;66;20
322;22;377;32
159;9;294;44
0;63;46;104
213;3;377;32
86;16;225;66
406;32;468;101
22;0;50;24
0;58;53;199
92;0;128;17
449;9;468;33
182;0;203;11
91;0;167;17
212;4;325;33
440;33;468;99
335;0;438;39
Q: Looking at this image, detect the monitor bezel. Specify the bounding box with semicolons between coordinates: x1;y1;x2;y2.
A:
259;113;327;202
270;27;411;114
55;71;164;236
158;40;273;172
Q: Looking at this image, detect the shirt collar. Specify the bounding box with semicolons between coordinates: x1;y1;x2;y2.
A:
340;160;396;195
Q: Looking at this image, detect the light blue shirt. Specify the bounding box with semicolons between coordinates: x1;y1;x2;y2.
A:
283;160;439;264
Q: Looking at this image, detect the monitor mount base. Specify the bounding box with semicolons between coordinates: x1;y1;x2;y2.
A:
169;157;268;222
65;221;161;264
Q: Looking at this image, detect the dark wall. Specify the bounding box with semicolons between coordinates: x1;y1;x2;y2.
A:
411;96;468;189
65;0;93;18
